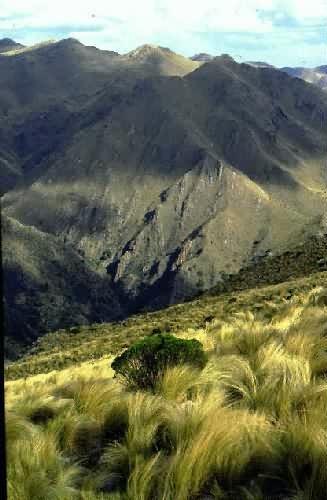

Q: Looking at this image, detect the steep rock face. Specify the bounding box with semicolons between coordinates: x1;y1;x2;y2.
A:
103;153;323;310
2;43;327;340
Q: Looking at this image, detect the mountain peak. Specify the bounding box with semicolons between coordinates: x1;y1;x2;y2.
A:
190;53;214;62
56;37;83;47
219;53;235;62
0;38;17;45
0;38;25;53
119;43;200;76
124;44;172;59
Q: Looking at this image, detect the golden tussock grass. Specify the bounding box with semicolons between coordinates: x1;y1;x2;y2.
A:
5;279;327;499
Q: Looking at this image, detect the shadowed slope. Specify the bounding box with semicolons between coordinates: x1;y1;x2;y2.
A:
1;42;327;345
2;215;123;356
0;39;201;194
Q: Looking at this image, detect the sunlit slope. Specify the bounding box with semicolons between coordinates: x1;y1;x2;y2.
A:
121;44;201;76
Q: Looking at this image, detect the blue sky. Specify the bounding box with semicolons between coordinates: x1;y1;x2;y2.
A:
0;0;326;67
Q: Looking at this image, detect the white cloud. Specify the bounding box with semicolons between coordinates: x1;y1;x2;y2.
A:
1;0;324;32
274;0;326;21
0;0;325;63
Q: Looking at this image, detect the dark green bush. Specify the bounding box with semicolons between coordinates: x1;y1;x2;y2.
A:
111;334;207;390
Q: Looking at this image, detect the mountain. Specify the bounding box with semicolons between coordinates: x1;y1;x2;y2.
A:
190;53;214;62
0;38;120;194
281;65;327;91
2;215;123;356
1;39;327;351
0;38;25;54
0;39;198;112
0;39;200;194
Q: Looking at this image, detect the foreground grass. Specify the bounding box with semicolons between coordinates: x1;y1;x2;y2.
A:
5;276;327;499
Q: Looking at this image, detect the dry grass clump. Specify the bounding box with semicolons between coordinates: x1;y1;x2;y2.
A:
5;283;327;499
7;429;80;500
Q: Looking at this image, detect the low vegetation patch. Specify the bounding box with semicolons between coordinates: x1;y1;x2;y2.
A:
111;334;207;390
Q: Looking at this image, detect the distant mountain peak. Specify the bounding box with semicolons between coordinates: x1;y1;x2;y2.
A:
220;53;234;60
245;61;275;68
56;37;83;47
0;38;17;45
120;43;200;76
190;53;214;62
0;38;25;53
124;44;173;59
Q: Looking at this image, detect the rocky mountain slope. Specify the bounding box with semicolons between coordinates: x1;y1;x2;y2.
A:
193;57;327;92
281;65;327;92
1;38;327;350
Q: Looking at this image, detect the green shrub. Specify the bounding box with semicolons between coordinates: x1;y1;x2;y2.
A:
111;334;207;390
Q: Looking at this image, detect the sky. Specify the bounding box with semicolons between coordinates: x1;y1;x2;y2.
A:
0;0;326;67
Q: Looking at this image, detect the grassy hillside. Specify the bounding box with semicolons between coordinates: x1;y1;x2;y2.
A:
5;272;327;499
210;233;327;295
4;231;327;370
